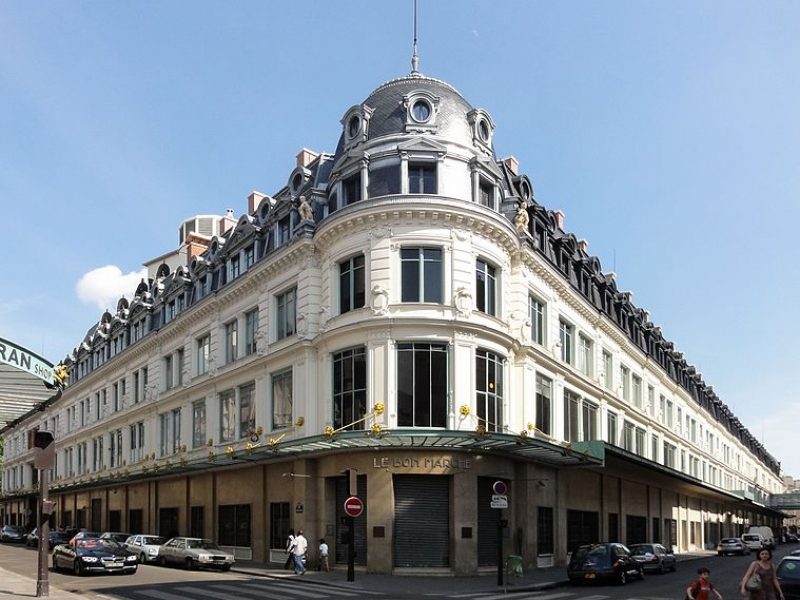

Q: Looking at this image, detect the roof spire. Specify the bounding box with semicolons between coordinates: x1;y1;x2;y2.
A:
411;0;420;75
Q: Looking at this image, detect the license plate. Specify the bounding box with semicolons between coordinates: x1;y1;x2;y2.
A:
108;562;123;567
584;573;596;579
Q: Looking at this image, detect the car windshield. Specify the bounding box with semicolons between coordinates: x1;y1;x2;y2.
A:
629;544;654;554
187;539;220;550
742;535;760;541
721;538;739;543
572;545;608;561
777;560;800;581
143;536;166;545
77;539;118;551
5;526;22;533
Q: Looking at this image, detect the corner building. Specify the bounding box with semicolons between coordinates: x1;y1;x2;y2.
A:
1;70;785;574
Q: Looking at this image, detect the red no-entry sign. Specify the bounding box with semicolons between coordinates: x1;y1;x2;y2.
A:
344;496;364;518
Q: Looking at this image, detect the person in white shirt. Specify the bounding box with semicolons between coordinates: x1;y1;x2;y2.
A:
318;538;330;572
284;529;295;570
292;530;308;575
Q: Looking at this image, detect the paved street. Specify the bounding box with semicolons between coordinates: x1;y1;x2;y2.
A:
1;541;798;600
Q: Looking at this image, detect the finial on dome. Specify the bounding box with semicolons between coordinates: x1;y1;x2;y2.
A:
410;0;420;76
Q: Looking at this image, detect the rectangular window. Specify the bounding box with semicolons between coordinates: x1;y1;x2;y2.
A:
367;163;400;197
397;342;448;427
476;349;504;432
270;502;290;550
278;215;291;245
647;385;655;417
219;389;236;443
276;287;297;340
632;374;643;409
197;335;210;375
129;421;144;463
408;163;437;194
218;504;251;548
535;373;552;436
528;295;545;345
225;320;238;364
190;506;205;539
245;245;255;269
228;255;240;281
620;365;630;401
607;412;618;445
582;400;598;441
272;369;293;429
622;421;635;451
577;334;593;377
245;309;259;355
343;173;362;205
164;354;173;390
339;255;366;314
192;400;206;449
238;382;256;438
635;426;646;455
134;371;140;403
401;247;442;303
475;259;497;316
651;434;659;462
559;320;573;364
333;347;367;430
176;348;185;386
563;390;580;442
537;507;554;555
160;408;181;456
479;179;494;209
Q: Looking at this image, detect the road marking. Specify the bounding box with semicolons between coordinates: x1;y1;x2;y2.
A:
134;590;189;600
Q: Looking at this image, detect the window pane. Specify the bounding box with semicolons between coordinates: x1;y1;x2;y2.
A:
401;258;420;302
397;348;414;426
414;349;431;426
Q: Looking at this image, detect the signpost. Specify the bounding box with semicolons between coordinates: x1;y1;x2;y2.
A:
492;481;507;586
343;496;364;518
29;431;55;598
342;469;361;582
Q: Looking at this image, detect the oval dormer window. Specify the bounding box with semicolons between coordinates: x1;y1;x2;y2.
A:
478;119;491;143
291;172;303;194
411;99;432;123
347;115;361;140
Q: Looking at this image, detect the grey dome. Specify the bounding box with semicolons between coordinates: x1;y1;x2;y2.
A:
333;73;491;160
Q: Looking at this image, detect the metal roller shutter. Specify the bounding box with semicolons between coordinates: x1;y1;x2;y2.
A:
393;475;450;567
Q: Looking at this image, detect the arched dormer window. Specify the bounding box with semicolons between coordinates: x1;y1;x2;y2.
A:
467;109;495;156
341;104;374;150
402;90;440;133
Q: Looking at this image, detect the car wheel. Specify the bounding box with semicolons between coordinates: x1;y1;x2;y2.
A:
671;560;677;572
158;556;167;567
639;566;645;581
52;557;60;572
617;570;627;585
660;561;666;574
140;553;147;564
74;559;84;576
125;567;137;575
220;565;231;572
184;557;195;571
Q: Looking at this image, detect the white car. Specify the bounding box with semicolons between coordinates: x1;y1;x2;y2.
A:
742;533;767;551
124;535;167;564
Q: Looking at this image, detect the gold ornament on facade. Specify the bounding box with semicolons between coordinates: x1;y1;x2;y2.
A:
373;403;385;415
208;451;216;461
475;423;487;437
459;405;471;417
245;442;255;454
226;446;235;458
180;444;187;453
295;416;305;427
369;422;383;437
207;438;214;447
256;425;264;435
323;425;335;439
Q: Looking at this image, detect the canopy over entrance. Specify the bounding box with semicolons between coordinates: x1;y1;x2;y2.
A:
0;336;58;431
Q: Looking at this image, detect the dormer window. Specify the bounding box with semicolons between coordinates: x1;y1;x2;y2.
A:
403;90;440;133
347;115;361;138
341;105;373;148
467;109;495;154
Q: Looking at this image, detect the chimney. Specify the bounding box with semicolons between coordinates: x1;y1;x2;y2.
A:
225;208;234;219
220;209;236;235
553;210;565;230
296;148;319;168
502;156;519;176
578;239;588;253
248;191;267;215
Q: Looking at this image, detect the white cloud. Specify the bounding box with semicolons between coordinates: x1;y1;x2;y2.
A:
76;265;148;310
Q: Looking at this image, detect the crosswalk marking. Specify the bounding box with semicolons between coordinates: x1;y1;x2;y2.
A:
239;580;331;598
134;590;186;600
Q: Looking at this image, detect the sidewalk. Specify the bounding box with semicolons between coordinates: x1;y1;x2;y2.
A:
0;567;93;600
230;551;717;595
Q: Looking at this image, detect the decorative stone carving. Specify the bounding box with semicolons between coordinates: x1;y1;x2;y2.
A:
453;287;472;318
514;201;529;235
206;356;217;378
371;284;390;316
297;195;313;221
255;328;268;356
296;312;308;336
370;225;391;239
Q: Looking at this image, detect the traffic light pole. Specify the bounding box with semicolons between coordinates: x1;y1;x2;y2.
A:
36;467;50;597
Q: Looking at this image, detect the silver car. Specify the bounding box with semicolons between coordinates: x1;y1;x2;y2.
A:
157;537;234;571
717;537;750;556
124;535;166;564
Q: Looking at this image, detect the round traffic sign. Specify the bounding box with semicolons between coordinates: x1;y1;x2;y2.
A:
492;480;507;495
343;496;364;518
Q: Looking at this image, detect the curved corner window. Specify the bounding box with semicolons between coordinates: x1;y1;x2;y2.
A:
411;99;432;123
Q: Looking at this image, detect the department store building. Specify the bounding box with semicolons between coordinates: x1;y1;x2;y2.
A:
0;68;785;574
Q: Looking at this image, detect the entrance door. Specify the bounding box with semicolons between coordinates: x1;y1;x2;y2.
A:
129;509;143;534
159;508;179;539
91;499;102;532
477;476;503;566
393;475;449;567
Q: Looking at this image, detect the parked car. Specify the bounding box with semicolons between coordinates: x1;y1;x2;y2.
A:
567;542;644;585
100;532;132;545
0;525;26;543
628;543;677;573
124;534;166;563
776;555;800;600
742;533;767;551
52;537;138;576
717;537;751;556
787;534;799;543
790;548;800;557
157;537;234;571
25;528;70;550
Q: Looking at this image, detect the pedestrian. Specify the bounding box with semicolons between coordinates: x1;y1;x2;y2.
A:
686;567;723;600
318;538;330;572
739;548;785;600
292;530;308;575
284;529;295;570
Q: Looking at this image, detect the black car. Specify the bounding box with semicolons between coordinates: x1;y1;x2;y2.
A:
776;556;800;600
25;529;70;550
52;538;138;575
567;542;645;585
628;543;677;573
0;525;26;543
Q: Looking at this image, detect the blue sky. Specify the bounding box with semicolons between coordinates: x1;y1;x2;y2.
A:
1;1;798;475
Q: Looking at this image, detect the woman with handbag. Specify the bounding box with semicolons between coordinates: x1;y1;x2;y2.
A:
739;548;785;600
